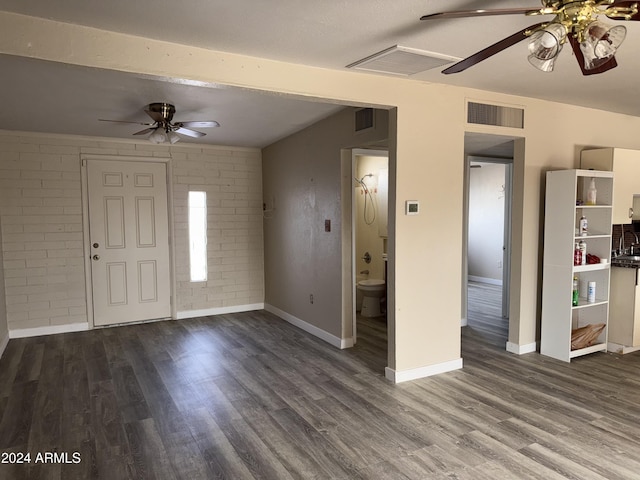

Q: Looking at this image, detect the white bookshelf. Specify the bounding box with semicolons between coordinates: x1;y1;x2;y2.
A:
540;169;613;362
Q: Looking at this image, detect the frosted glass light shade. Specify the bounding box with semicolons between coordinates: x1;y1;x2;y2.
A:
528;23;567;61
580;21;626;70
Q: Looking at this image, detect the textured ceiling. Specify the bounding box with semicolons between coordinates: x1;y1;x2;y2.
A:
1;0;638;151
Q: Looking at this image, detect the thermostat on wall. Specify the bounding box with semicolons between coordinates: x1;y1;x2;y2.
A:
405;200;419;215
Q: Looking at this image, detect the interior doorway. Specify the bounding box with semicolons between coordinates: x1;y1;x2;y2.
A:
351;149;389;347
462;133;515;348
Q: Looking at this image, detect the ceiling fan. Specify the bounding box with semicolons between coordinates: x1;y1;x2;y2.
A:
420;1;639;75
99;102;220;144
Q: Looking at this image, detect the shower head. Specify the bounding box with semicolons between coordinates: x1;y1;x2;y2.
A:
359;173;374;183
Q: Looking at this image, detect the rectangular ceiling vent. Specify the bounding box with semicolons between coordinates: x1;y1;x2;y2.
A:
355;108;375;132
467;101;524;129
346;45;460;76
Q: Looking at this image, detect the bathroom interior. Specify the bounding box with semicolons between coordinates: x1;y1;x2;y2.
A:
354;151;389;326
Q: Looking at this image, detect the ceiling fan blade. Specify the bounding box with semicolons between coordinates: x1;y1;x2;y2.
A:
606;1;640;20
133;128;156;135
175;121;220;128
421;7;542;21
144;108;165;123
175;127;206;138
98;119;154;126
442;22;545;74
568;35;618;75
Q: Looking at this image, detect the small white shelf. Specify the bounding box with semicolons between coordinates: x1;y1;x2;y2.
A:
569;342;607;358
572;298;608;309
541;169;613;362
573;263;610;273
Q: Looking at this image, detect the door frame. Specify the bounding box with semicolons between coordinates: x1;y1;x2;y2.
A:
81;155;176;329
462;150;514;340
350;148;389;345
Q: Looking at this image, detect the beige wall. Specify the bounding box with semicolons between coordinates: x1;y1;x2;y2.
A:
0;131;263;332
4;12;640;376
262;108;388;340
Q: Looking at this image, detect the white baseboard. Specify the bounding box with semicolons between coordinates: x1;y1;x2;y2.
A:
385;358;463;384
0;331;9;359
506;341;537;355
264;304;351;349
177;303;264;320
607;342;640;355
468;275;503;286
461;317;468;327
10;322;89;339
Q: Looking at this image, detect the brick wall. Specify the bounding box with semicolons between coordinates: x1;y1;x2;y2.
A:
171;148;264;312
0;131;264;332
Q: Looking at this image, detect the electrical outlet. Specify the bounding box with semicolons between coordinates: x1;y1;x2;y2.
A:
310;294;314;304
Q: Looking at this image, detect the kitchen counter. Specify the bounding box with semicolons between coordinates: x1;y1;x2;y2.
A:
612;255;640;268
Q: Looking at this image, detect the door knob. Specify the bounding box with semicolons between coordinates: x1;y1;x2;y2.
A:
92;254;100;261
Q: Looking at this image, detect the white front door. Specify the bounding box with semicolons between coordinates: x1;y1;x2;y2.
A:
87;160;171;326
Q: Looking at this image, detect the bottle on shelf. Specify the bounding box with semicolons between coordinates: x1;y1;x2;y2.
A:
588;281;596;303
574;242;582;266
579;239;587;265
587;177;597;205
572;276;579;306
579;215;588;236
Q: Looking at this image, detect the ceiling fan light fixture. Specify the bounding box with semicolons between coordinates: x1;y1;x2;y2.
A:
167;131;180;144
527;23;567;61
527;54;557;72
580;21;626;70
148;128;167;144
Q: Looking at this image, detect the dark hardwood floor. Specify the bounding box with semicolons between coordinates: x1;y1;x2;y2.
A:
2;309;640;479
467;281;508;349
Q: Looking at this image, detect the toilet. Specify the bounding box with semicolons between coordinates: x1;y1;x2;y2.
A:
357;279;386;317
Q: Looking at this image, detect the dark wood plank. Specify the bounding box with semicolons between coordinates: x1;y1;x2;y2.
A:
2;309;640;479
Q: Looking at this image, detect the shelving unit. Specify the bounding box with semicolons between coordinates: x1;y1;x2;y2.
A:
541;169;613;362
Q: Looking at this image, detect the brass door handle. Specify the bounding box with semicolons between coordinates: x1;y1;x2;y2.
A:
92;254;100;261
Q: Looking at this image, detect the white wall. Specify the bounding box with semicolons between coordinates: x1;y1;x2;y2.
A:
468;161;506;283
0;131;263;334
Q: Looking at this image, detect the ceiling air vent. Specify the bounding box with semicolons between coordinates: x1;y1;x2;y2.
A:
347;45;460;76
467;101;524;129
355;108;375;132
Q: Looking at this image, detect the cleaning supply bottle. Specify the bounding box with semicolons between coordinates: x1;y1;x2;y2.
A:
574;242;582;266
587;178;597;205
579;239;587;265
579;215;588;236
572;276;579;306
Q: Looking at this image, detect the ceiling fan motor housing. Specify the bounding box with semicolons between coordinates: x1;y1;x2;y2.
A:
147;102;176;123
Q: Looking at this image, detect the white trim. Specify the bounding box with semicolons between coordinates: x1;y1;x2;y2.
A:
468;275;503;286
82;157;174;329
0;332;9;358
10;322;89;339
506;341;537;355
177;303;264;320
385;358;463;384
265;304;350;349
607;342;640;355
461;317;468;327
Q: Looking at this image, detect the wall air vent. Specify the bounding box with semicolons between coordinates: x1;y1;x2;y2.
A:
355;108;375;133
467;101;524;129
347;45;460;76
